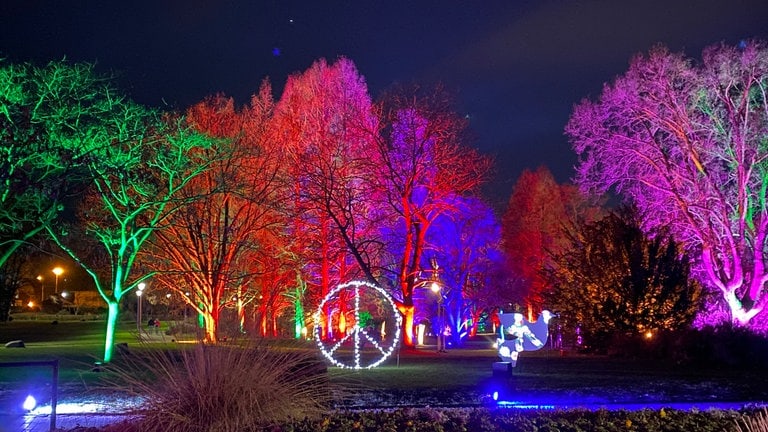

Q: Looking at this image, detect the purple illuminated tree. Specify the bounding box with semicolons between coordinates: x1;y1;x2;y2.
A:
567;40;768;330
375;85;492;346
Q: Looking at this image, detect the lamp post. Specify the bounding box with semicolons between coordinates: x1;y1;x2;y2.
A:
431;282;446;353
136;283;146;335
37;275;44;301
52;267;63;294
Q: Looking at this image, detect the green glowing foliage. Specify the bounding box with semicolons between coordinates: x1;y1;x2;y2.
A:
0;60;131;321
1;60;219;362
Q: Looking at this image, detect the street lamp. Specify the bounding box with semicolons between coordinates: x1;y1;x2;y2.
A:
52;267;64;294
37;275;44;301
431;282;446;353
136;283;146;335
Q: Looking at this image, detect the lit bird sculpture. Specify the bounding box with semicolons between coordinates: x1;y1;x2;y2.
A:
496;310;553;367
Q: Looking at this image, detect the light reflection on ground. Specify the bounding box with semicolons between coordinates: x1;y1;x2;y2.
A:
13;392;768;432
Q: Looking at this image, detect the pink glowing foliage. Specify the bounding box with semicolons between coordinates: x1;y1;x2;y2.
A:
567;40;768;331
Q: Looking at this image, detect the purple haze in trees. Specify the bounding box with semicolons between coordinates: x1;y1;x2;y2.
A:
425;195;504;344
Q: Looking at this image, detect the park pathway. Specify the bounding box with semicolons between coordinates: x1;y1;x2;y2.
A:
0;412;137;432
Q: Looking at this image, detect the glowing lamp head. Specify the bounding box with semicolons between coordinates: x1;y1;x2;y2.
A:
430;282;440;293
138;283;146;291
52;267;64;277
23;395;36;411
644;331;653;339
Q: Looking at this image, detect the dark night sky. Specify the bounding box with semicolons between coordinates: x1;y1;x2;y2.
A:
2;1;768;208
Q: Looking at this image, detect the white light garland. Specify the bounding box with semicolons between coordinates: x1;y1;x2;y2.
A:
313;280;402;369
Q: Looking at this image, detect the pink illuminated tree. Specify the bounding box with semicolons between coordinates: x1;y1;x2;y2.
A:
272;58;383;339
567;40;768;330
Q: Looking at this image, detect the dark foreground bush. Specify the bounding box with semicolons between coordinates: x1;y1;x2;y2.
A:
78;406;767;432
102;340;337;432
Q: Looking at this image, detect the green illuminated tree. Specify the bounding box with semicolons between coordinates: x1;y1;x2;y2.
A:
22;62;216;362
0;60;104;320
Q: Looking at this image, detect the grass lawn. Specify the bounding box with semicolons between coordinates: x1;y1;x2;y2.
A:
2;319;768;410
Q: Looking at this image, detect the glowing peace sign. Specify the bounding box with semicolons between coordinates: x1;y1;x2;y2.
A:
313;280;402;369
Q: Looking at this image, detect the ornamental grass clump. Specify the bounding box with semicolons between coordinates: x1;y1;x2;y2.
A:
106;340;335;432
735;408;768;432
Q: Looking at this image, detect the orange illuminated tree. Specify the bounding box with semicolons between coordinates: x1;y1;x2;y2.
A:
144;88;285;343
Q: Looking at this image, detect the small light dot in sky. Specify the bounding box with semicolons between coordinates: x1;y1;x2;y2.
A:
272;47;281;57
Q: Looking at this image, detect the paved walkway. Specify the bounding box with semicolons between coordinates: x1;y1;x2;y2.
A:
0;413;138;432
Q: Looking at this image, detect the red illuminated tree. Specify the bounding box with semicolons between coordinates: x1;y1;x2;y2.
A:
503;167;561;317
375;85;492;346
567;40;768;329
144;87;286;343
272;58;383;339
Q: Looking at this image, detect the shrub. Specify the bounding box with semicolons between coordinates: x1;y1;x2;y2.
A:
103;340;337;432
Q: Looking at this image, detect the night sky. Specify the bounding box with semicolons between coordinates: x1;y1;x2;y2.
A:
2;1;768;208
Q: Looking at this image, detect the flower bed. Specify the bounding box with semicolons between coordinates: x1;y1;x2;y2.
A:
273;406;764;432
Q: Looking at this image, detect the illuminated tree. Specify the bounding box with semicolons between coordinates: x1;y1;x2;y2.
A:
546;205;702;349
426;195;505;343
502;167;601;319
0;61;107;319
502;167;565;318
47;103;214;362
567;40;768;330
272;58;383;338
375;85;492;346
144;88;286;343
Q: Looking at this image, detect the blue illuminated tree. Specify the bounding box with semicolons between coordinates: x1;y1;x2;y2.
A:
425;195;504;344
